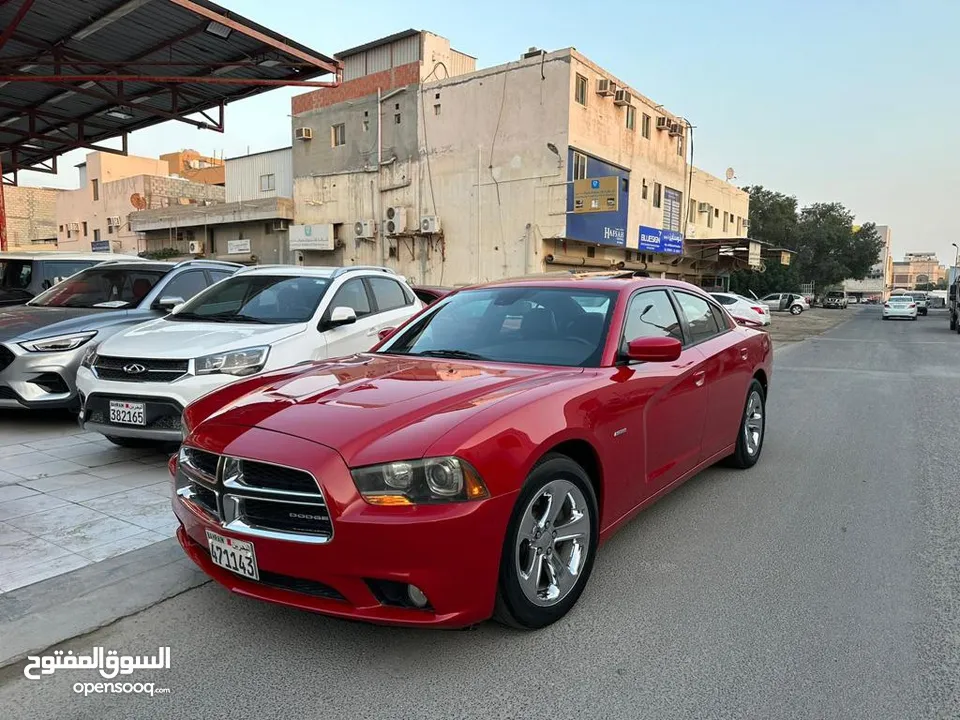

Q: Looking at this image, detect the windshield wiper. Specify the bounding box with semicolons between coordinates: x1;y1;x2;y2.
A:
414;349;490;361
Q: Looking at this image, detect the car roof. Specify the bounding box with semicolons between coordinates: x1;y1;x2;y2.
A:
458;271;708;294
234;265;398;279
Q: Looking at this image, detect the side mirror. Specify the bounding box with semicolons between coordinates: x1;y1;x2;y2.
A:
377;327;397;342
157;295;185;310
329;306;357;327
625;336;682;362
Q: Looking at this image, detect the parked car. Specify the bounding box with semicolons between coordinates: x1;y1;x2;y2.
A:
77;265;423;447
412;285;453;305
882;295;918;320
823;290;849;309
710;292;771;326
760;292;809;315
0;252;138;307
0;259;240;411
171;274;773;630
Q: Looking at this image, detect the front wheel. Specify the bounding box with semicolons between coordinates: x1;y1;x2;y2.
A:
494;455;598;630
725;379;766;469
790;304;803;315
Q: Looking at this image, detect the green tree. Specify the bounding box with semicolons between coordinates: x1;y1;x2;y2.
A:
795;206;883;289
743;186;799;249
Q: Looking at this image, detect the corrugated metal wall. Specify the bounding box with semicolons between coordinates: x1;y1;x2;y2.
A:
226;148;293;203
448;51;476;78
392;34;421;66
340;34;423;83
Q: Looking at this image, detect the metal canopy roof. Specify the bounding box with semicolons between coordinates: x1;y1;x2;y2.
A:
0;0;342;181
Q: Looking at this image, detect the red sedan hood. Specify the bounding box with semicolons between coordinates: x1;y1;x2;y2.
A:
201;354;579;465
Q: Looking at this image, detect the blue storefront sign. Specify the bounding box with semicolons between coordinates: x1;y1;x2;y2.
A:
90;240;110;252
566;149;629;248
638;226;684;255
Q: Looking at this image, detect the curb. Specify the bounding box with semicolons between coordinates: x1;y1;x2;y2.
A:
0;538;209;669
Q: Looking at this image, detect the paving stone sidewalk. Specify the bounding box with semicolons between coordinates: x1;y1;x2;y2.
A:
0;411;176;594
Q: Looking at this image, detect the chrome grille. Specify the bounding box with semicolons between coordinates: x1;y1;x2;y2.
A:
176;448;332;544
94;355;189;383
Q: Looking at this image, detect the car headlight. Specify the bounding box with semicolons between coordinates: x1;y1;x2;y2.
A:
195;346;269;377
351;457;489;505
19;330;97;353
80;345;99;369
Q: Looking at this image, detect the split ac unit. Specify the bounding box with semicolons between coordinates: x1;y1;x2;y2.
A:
384;206;407;235
188;240;204;254
295;127;313;141
354;219;376;239
420;215;441;234
596;78;616;97
613;89;632;106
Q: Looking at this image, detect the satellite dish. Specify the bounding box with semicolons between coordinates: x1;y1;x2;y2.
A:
130;193;147;210
725;168;736;181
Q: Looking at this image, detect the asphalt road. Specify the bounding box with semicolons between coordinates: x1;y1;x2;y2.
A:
1;307;958;719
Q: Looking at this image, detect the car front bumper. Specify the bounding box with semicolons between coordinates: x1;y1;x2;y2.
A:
0;341;86;409
76;365;233;441
170;425;513;628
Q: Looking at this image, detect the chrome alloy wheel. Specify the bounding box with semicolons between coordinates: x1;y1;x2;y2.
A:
515;479;591;607
744;389;764;457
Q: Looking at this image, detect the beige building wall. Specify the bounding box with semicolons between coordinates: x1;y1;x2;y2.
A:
3;185;62;248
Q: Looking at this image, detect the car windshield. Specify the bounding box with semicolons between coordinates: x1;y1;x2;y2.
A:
27;266;167;309
0;260;32;290
380;286;618;367
827;292;843;298
169;274;330;324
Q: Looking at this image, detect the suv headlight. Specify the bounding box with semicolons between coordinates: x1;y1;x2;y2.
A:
351;457;489;506
80;345;99;369
19;330;97;353
195;346;269;377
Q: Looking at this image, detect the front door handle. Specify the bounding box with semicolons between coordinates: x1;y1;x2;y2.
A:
693;370;706;387
672;360;695;369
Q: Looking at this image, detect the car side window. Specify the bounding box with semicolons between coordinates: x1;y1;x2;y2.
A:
208;270;233;283
709;303;731;330
368;277;411;312
329;278;371;317
675;292;723;344
622;290;684;351
42;261;95;288
159;271;209;304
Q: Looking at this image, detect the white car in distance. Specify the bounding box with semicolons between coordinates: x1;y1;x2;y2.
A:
76;265;423;447
710;292;771;327
882;295;918;321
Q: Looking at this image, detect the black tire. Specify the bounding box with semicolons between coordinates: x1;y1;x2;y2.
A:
725;379;766;469
493;454;599;630
882;316;889;321
790;304;803;315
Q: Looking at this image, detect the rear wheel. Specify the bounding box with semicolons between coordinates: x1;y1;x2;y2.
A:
494;454;598;630
725;379;766;469
790;304;803;315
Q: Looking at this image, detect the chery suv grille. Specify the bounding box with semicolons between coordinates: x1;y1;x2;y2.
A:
177;447;332;543
94;355;189;383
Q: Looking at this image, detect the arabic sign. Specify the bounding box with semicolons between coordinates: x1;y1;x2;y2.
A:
289;223;335;251
748;240;761;268
638;226;684;255
573;176;619;214
91;240;110;253
566;150;629;247
227;238;251;255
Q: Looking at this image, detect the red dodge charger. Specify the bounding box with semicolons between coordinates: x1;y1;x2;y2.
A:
171;272;773;630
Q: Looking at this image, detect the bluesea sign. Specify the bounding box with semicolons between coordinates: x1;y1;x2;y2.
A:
638;226;684;255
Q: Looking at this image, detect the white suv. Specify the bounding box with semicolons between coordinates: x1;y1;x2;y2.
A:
76;266;422;446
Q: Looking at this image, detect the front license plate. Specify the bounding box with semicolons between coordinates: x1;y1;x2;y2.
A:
108;400;145;426
206;530;259;580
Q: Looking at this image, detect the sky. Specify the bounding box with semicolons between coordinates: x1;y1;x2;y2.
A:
10;0;960;262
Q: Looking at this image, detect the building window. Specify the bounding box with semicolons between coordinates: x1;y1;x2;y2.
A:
82;221;88;237
93;228;101;242
677;136;684;156
362;120;369;132
331;123;345;147
641;113;651;139
736;216;742;235
91;179;99;201
723;212;729;232
707;209;714;229
259;173;276;192
626;105;636;131
107;224;113;234
575;74;588;105
394;113;401;124
58;224;63;232
586;246;596;258
653;182;662;209
715;207;720;218
434;104;441;115
573;151;587;180
688;199;697;223
642;179;648;200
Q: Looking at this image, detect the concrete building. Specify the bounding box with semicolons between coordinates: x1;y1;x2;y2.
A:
892;251;947;289
289;29;750;286
131;147;293;264
160;149;225;186
3;185;61;248
844;224;892;300
56;151;224;255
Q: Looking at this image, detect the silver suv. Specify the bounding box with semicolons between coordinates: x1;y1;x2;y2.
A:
823;291;848;309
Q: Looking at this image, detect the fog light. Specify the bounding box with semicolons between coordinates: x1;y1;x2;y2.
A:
407;584;429;608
